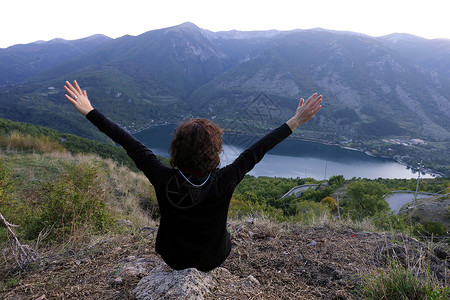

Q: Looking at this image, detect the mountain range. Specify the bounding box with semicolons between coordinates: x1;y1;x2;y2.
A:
0;22;449;175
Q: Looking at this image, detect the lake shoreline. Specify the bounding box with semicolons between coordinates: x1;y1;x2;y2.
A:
134;123;440;179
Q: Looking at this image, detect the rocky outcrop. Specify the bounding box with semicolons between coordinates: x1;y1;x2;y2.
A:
133;265;260;300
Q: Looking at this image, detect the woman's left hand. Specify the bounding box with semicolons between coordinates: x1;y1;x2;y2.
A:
64;80;94;116
286;93;323;131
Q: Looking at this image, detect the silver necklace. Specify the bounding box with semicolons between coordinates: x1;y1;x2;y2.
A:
178;170;210;187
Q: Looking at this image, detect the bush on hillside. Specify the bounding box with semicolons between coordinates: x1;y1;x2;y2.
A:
300;187;333;202
228;197;285;221
321;196;338;212
290;200;330;225
371;211;408;232
23;162;116;242
343;180;390;220
414;222;447;238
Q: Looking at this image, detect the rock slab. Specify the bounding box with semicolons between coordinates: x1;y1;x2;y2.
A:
133;266;226;300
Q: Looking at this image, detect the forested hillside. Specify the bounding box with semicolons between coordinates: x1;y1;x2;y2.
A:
0;117;169;171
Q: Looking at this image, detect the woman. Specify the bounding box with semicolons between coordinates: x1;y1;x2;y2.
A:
64;80;322;271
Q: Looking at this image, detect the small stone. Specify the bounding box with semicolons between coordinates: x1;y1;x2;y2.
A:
126;255;136;262
307;240;318;246
111;277;124;286
246;275;260;285
120;219;132;226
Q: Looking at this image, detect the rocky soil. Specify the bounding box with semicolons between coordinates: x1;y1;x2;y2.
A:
1;219;449;299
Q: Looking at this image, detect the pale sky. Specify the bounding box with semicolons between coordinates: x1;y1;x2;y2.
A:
1;0;449;48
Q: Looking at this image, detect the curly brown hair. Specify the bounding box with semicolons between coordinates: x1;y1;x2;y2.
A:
170;118;223;175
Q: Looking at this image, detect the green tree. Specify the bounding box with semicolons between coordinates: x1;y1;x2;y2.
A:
328;175;345;187
344;180;390;219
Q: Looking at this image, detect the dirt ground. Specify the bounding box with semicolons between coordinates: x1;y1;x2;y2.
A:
1;220;449;299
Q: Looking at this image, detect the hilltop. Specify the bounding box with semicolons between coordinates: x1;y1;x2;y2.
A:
0;127;449;299
1;218;449;299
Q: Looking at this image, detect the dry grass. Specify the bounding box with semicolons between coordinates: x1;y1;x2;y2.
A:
0;133;66;154
1;216;449;299
103;159;158;229
1;148;158;246
359;238;450;299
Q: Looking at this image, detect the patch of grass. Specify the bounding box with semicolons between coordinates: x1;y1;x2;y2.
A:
359;259;450;300
1;149;158;246
22;161;117;243
103;158;158;227
0;132;66;153
0;278;19;292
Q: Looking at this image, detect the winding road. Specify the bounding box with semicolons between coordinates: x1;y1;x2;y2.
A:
385;191;440;214
281;184;318;198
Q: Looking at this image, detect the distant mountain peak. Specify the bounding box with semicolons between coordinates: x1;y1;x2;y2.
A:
165;22;202;34
81;34;111;41
46;38;68;44
381;33;424;43
178;22;199;29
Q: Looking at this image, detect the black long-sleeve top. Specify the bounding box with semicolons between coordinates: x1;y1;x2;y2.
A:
86;109;292;271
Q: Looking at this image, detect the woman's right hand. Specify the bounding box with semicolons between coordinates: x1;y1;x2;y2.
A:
64;80;94;116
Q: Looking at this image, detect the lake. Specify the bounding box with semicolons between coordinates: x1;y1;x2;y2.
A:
134;124;435;180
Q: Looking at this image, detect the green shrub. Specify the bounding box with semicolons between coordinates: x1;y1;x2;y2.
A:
300;187;333;202
372;211;408;232
290;200;330;225
297;177;319;185
414;222;447;237
23;162;116;241
321;196;338;212
422;222;447;236
229;197;285;221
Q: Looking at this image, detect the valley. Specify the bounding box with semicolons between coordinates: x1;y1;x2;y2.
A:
0;22;449;176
